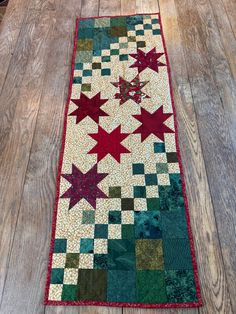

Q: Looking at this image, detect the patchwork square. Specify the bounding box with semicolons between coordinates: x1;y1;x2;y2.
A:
136;239;164;270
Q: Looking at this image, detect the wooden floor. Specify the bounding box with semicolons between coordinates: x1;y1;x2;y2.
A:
0;0;236;313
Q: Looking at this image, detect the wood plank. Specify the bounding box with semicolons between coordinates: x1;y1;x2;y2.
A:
0;0;57;305
136;0;159;13
192;0;236;158
121;0;136;15
0;0;29;91
221;0;236;38
81;0;99;18
124;309;197;314
46;308;122;314
174;0;236;311
207;0;236;79
0;0;82;313
0;0;57;153
99;0;121;16
80;308;122;314
45;308;79;314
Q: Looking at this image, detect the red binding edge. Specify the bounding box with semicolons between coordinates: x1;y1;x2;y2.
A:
44;12;202;308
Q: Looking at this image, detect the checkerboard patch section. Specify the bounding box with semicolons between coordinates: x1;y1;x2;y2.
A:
45;13;201;308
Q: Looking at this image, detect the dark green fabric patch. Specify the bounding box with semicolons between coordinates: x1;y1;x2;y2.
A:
108;239;135;270
161;209;188;238
163;238;193;270
134;211;162;239
107;270;136;302
50;268;64;284
121;198;134;210
109;211;121;224
95;224;108;238
159;174;184;211
122;224;135;239
80;238;94;253
133;163;145;174
165;270;198;303
53;239;67;253
62;285;79;301
154;142;165;153
94;254;108;269
78;269;107;301
136;270;167;303
147;198;160;211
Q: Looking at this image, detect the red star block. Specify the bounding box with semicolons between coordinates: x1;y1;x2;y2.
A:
133;106;174;142
69;92;109;124
88;125;130;162
130;48;166;73
112;75;150;105
61;164;108;209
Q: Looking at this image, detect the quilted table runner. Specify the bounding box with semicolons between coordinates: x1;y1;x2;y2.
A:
45;13;202;308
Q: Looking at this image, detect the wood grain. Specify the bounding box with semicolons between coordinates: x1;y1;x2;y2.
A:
0;0;82;313
192;0;236;155
81;0;99;18
0;0;235;313
221;0;236;37
207;0;236;79
0;0;29;91
99;0;121;16
136;0;159;14
121;0;136;15
159;0;233;313
174;0;236;310
0;0;57;306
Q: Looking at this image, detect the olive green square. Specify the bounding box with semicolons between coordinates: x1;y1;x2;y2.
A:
65;253;79;268
109;186;121;198
128;36;136;42
81;83;91;92
92;62;101;69
77;39;93;51
78;269;107;301
137;41;146;48
136;239;164;270
136;270;167;303
110;26;127;37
